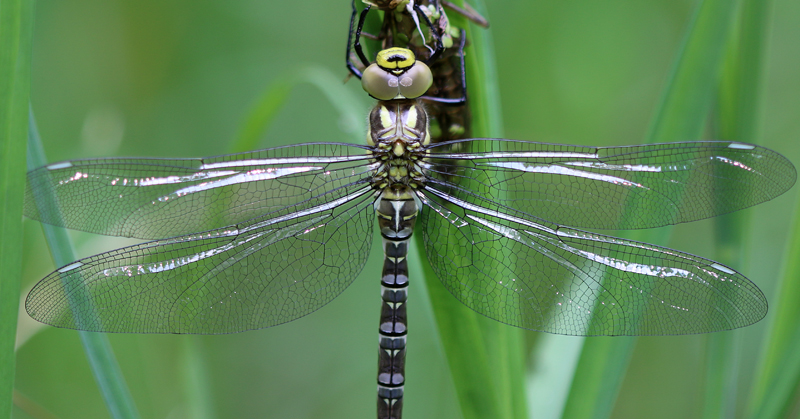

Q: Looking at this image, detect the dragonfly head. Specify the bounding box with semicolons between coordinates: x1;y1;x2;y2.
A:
362;47;433;101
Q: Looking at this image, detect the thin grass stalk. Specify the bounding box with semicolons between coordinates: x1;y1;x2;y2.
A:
704;0;772;417
736;0;800;414
181;337;214;419
0;0;33;416
747;145;800;416
747;228;800;419
746;212;800;419
561;0;742;417
27;113;141;419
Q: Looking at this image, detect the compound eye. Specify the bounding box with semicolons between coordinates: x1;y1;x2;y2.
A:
361;61;433;100
362;63;400;100
397;61;432;99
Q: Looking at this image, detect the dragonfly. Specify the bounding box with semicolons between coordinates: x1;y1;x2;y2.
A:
24;45;795;419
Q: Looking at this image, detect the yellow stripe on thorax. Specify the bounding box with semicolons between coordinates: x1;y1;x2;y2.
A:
379;105;393;129
405;105;418;128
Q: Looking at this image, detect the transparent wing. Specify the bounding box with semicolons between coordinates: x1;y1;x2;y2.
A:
25;183;377;334
418;186;767;336
25;142;374;239
423;140;796;230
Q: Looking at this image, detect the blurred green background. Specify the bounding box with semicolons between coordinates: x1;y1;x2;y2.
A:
15;0;800;418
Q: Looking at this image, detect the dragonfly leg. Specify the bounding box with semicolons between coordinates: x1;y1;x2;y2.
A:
419;28;467;106
347;1;373;79
415;3;444;64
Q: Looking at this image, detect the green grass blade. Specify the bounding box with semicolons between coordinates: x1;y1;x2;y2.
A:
747;188;800;417
562;0;741;417
0;0;33;417
230;65;366;153
290;66;367;142
468;3;528;417
747;271;800;418
27;114;141;419
701;331;741;419
527;335;585;419
561;337;637;419
230;76;294;153
704;0;773;417
645;0;741;144
466;1;504;139
181;337;215;419
728;1;800;415
417;1;527;418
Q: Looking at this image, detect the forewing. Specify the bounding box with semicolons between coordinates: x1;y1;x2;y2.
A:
25;183;377;334
418;186;767;336
25;142;374;239
424;140;796;230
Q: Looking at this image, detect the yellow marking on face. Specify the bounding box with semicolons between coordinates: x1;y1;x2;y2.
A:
379;106;392;129
376;48;415;70
406;105;418;129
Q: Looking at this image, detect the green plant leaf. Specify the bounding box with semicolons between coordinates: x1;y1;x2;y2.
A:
418;1;528;418
704;0;773;417
718;1;800;416
0;0;33;417
747;156;800;418
231;65;366;153
27;114;141;419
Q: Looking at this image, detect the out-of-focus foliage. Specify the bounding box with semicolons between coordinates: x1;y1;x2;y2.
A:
15;1;800;418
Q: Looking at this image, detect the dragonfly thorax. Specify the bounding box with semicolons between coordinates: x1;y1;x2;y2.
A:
367;99;430;149
368;99;429;188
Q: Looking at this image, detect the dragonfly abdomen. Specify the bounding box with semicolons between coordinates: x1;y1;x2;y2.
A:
375;185;419;419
